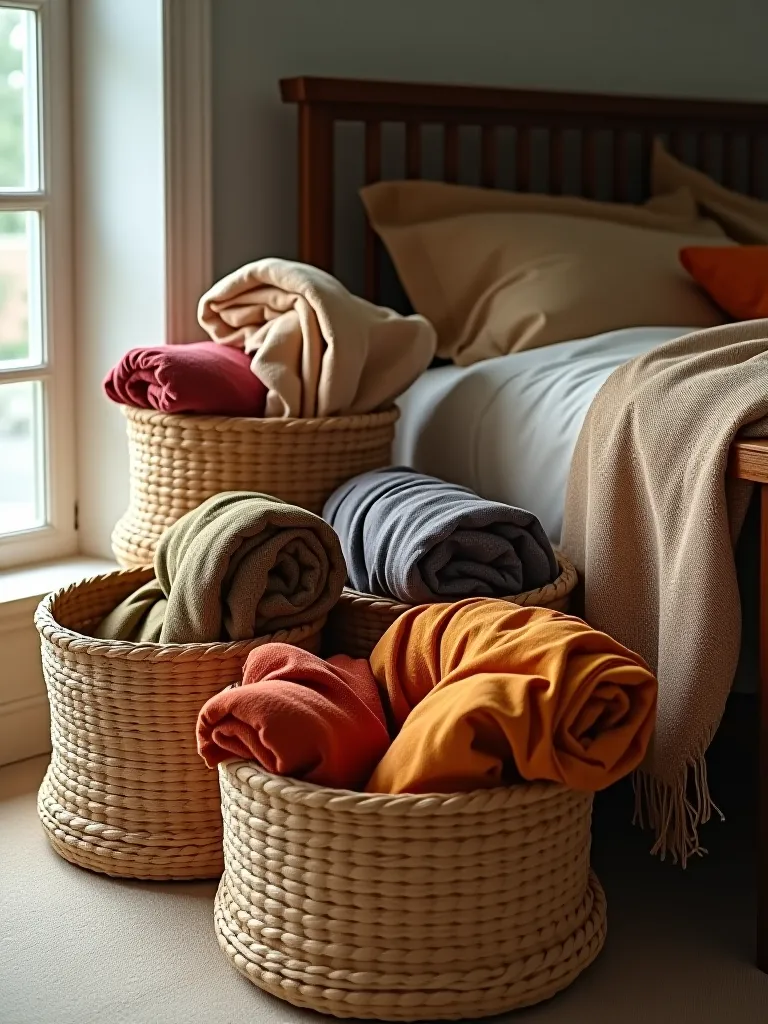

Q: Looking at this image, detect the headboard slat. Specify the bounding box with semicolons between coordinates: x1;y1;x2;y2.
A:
516;127;532;192
298;104;334;271
705;133;719;179
405;123;422;180
640;130;654;198
670;130;686;160
581;130;598;200
690;132;702;172
481;126;497;189
725;134;740;192
364;121;383;300
750;139;764;198
364;120;382;181
613;131;630;202
549;129;564;195
443;124;460;183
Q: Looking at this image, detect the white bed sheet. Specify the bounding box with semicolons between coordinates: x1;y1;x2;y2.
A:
394;326;694;543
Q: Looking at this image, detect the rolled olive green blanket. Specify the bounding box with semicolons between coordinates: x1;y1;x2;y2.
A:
95;491;347;643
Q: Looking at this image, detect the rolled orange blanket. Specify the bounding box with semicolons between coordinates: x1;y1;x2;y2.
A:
366;599;657;794
197;643;390;789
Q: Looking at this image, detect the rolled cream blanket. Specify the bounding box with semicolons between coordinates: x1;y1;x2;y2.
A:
94;492;346;643
323;467;558;602
103;342;267;416
197;257;436;418
366;598;658;794
197;643;390;789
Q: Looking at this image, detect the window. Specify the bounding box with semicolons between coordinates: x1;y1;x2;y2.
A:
0;0;73;568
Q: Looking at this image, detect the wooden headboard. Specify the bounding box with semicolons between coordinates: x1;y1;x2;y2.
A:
280;76;768;302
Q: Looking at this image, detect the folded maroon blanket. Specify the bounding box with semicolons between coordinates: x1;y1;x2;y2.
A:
103;342;267;416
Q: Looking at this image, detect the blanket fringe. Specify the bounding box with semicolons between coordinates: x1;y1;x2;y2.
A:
632;747;725;866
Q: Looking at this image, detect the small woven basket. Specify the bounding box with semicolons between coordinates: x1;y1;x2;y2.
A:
111;405;400;568
215;763;606;1021
325;551;578;658
35;567;324;881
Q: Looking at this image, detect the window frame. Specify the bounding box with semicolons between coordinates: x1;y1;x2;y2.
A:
0;0;75;569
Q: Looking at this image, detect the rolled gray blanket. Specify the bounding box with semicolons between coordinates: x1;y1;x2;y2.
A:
323;467;558;603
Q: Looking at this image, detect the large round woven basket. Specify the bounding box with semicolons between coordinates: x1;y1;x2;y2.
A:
111;405;400;568
35;567;324;881
325;551;578;658
214;762;606;1021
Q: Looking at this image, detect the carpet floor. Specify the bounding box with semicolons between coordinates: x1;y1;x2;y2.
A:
2;697;768;1024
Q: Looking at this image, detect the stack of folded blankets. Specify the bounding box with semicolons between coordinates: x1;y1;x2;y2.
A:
93;481;657;797
197;598;658;794
95;248;659;802
95;466;561;647
103;258;437;419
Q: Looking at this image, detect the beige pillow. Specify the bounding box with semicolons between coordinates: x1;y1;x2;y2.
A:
652;138;768;244
363;179;723;234
361;181;730;365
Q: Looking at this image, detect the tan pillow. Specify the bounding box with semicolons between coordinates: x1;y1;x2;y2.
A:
361;181;730;365
363;179;722;235
652;138;768;244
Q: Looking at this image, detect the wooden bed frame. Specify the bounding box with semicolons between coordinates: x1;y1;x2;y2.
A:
280;74;768;970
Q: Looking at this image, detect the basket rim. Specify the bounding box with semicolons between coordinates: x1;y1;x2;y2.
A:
340;551;577;612
121;404;400;432
219;760;586;816
34;566;325;661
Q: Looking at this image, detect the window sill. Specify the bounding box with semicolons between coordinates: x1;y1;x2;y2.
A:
0;555;118;622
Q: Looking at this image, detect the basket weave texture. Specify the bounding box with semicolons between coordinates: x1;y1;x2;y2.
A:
111;405;399;568
325;551;578;659
214;762;606;1020
35;567;323;880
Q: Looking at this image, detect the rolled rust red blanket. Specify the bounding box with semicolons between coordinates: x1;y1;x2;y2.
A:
103;342;267;416
197;643;390;789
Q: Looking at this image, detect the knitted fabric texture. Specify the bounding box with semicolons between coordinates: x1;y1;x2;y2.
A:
562;318;768;861
95;491;346;643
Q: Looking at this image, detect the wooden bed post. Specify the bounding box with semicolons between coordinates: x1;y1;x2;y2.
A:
282;75;336;270
758;483;768;971
297;108;334;271
728;440;768;972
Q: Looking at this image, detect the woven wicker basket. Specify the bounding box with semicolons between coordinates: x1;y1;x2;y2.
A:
325;551;578;658
111;405;400;568
35;567;324;881
214;762;606;1020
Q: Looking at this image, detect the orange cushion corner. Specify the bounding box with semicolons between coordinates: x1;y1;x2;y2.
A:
679;245;768;320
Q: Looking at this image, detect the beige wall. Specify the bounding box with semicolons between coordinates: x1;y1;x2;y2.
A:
211;0;768;278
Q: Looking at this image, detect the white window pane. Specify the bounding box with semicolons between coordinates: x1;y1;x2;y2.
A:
0;7;37;190
0;211;42;366
0;379;44;535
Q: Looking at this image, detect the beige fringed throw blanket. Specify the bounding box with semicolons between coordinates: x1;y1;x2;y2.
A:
197;258;436;418
561;319;768;863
